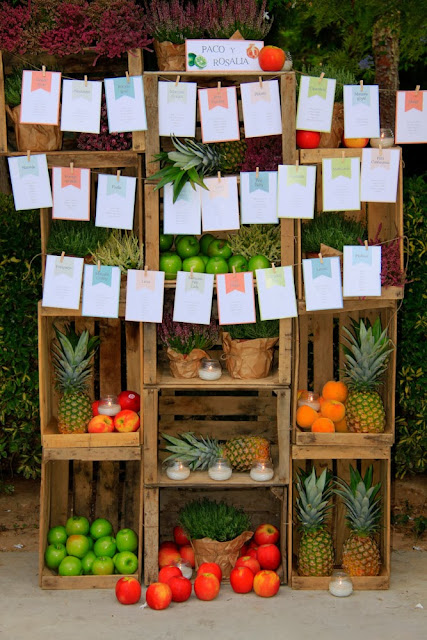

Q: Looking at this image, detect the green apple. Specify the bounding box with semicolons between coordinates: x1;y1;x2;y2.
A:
92;556;115;575
87;536;94;550
159;233;174;252
114;551;139;575
90;518;113;540
228;255;248;273
175;234;185;245
94;535;117;558
81;550;97;575
207;239;232;259
199;233;216;255
176;235;200;259
65;516;90;536
45;543;67;570
206;257;229;274
199;255;210;267
248;254;270;271
47;525;67;545
116;528;138;553
182;256;206;273
66;534;90;559
58;556;83;576
159;252;182;280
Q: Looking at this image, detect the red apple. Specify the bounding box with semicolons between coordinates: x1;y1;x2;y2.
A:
158;547;181;569
257;544;281;571
258;46;286;72
92;400;100;416
247;548;258;559
115;576;141;605
230;566;254;594
158;565;182;584
254;523;280;546
114;409;140;433
145;582;172;610
239;543;249;557
253;570;280;597
235;555;261;575
196;562;222;583
87;415;114;433
159;541;178;551
168;576;192;602
248;540;258;549
179;545;195;568
296;130;321;149
194;573;220;601
173;526;190;546
118;390;140;412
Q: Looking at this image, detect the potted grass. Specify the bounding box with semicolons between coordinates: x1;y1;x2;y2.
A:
302;212;367;261
91;229;144;274
178;498;253;578
47;220;111;261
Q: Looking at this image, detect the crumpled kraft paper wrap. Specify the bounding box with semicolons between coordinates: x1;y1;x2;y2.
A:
166;347;209;378
191;531;253;579
319;103;344;149
154;40;186;71
6;104;62;152
319;243;343;259
221;332;278;379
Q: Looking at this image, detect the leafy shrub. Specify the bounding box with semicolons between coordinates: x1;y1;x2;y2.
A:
179;498;251;541
0;194;42;481
395;173;427;477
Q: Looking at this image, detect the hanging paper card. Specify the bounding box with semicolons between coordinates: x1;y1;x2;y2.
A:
302;257;343;311
81;265;121;318
20;70;61;125
52;167;90;220
395;90;427;144
343;245;381;297
277;164;316;219
42;255;84;310
185;39;264;72
8;154;52;210
104;75;147;133
216;271;255;325
322;157;360;211
240;171;278;224
360;148;400;203
201;176;239;231
126;269;165;323
198;87;239;143
158;80;197;137
256;266;297;320
163;182;202;235
296;75;336;132
95;174;136;230
240;80;282;138
60;79;102;133
343;85;380;138
173;271;214;325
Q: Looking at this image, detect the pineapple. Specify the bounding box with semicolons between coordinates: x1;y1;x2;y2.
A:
52;324;100;434
335;465;381;576
162;432;270;472
213;139;247;174
295;467;334;576
341;317;393;433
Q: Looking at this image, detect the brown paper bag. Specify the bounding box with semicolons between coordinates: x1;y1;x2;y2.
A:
154;40;186;71
221;332;278;379
319;103;344;149
6;104;62;152
166;347;209;378
191;531;253;579
319;243;343;259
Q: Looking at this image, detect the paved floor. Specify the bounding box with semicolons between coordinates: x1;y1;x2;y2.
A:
0;551;425;640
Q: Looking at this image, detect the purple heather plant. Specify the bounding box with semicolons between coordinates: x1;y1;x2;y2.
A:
241;135;283;172
157;311;219;355
144;0;208;44
0;3;31;54
77;95;132;151
359;224;407;288
204;0;272;39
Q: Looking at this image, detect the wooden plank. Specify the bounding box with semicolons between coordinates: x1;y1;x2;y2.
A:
295;431;394;446
154;366;282;389
300;148;363;163
144;389;159;485
0;151;140;168
127;49;145;152
40;209;50;283
292;445;391;459
99;318;122;396
0;52;7;152
278;318;292;385
144;74;160;176
40;572;138;590
312;314;334;392
143;323;158;385
95;461;119;532
158;395;276;416
38;304;52;440
72;460;93;520
144;183;160;271
38;461;51;587
276;389;291;484
335;460;352;564
144;487;160;584
291;568;389;590
43;447;141;461
49;460;69;524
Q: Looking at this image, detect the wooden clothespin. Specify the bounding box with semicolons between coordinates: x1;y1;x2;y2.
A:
217;171;221;183
116;170;121;182
175;75;180;86
360;80;364;92
378;143;383;157
97;260;101;272
341;150;345;162
70;162;74;174
217;81;221;93
319;72;325;83
415;85;420;92
259;76;263;88
60;251;65;262
232;265;236;274
84;75;88;87
295;159;299;172
364;240;369;251
125;71;130;83
272;263;276;273
27;150;31;162
318;252;323;264
144;264;148;276
42;65;46;77
256;166;260;178
190;266;194;279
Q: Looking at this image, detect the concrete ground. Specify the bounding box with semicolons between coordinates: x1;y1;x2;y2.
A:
0;551;425;640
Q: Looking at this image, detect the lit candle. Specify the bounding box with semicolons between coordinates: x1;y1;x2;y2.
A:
250;458;274;482
208;457;232;481
166;460;191;480
298;391;321;412
198;358;222;381
98;395;121;416
329;570;353;597
174;560;193;579
370;128;394;148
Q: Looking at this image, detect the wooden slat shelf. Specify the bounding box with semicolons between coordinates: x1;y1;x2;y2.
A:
40;570;138;590
147;364;286;390
293;429;394;448
1;150;141;167
41;417;141;451
290;565;390;591
291;444;391;460
144;71;290;78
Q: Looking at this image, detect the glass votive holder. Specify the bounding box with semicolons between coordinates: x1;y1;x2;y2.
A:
370;128;394;148
98;394;121;416
198;358;222;381
250;458;274;482
174;559;193;579
166;459;191;480
329;570;354;597
208;457;232;481
298;391;321;412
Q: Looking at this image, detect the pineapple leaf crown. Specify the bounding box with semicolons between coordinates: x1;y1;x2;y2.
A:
295;467;334;533
335;465;382;536
161;431;221;471
341;317;393;391
52;324;100;394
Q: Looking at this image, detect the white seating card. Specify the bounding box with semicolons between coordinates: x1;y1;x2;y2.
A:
20;70;61;125
303;257;343;311
8;154;52;210
95;174;136;230
201;176;239;231
395;90;427;144
52;167;90;220
296;75;336;132
343;85;380;138
198;86;239;143
343;245;381;298
158;80;197;137
240;80;282;138
60;79;102;133
42;255;83;310
173;271;214;325
125;269;165;323
104;75;147;133
277;164;316;219
163;182;201;235
256;266;298;320
82;265;121;318
216;272;256;325
360;148;400;203
322;157;361;211
240;171;278;224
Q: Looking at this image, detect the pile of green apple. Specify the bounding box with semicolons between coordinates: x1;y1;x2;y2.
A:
45;516;138;577
159;233;270;280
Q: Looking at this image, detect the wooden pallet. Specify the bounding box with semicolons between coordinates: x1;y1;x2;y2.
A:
288;455;391;590
144;485;287;586
39;448;142;589
38;308;143;448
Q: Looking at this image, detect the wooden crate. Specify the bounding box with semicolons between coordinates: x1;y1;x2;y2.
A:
292;304;397;449
288;455;391;590
143;387;291;487
38;308;143;448
39;447;142;589
144;485;287;585
0;49;145;153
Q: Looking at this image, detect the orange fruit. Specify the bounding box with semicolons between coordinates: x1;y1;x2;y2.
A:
322;381;348;404
334;418;348;433
296;405;318;428
311;417;335;433
320;400;346;423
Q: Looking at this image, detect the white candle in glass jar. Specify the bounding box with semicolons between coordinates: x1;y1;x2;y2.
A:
329;571;353;597
370;128;394;148
297;391;321;412
166;461;191;480
98;395;121;416
174;560;193;579
208;458;232;481
198;359;222;381
250;465;274;482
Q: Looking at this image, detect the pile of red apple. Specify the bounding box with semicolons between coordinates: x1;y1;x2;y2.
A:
89;390;140;434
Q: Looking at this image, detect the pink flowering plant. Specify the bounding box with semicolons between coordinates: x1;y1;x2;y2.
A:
361;224;407;288
158;312;219;355
144;0;208;44
77;95;132;151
